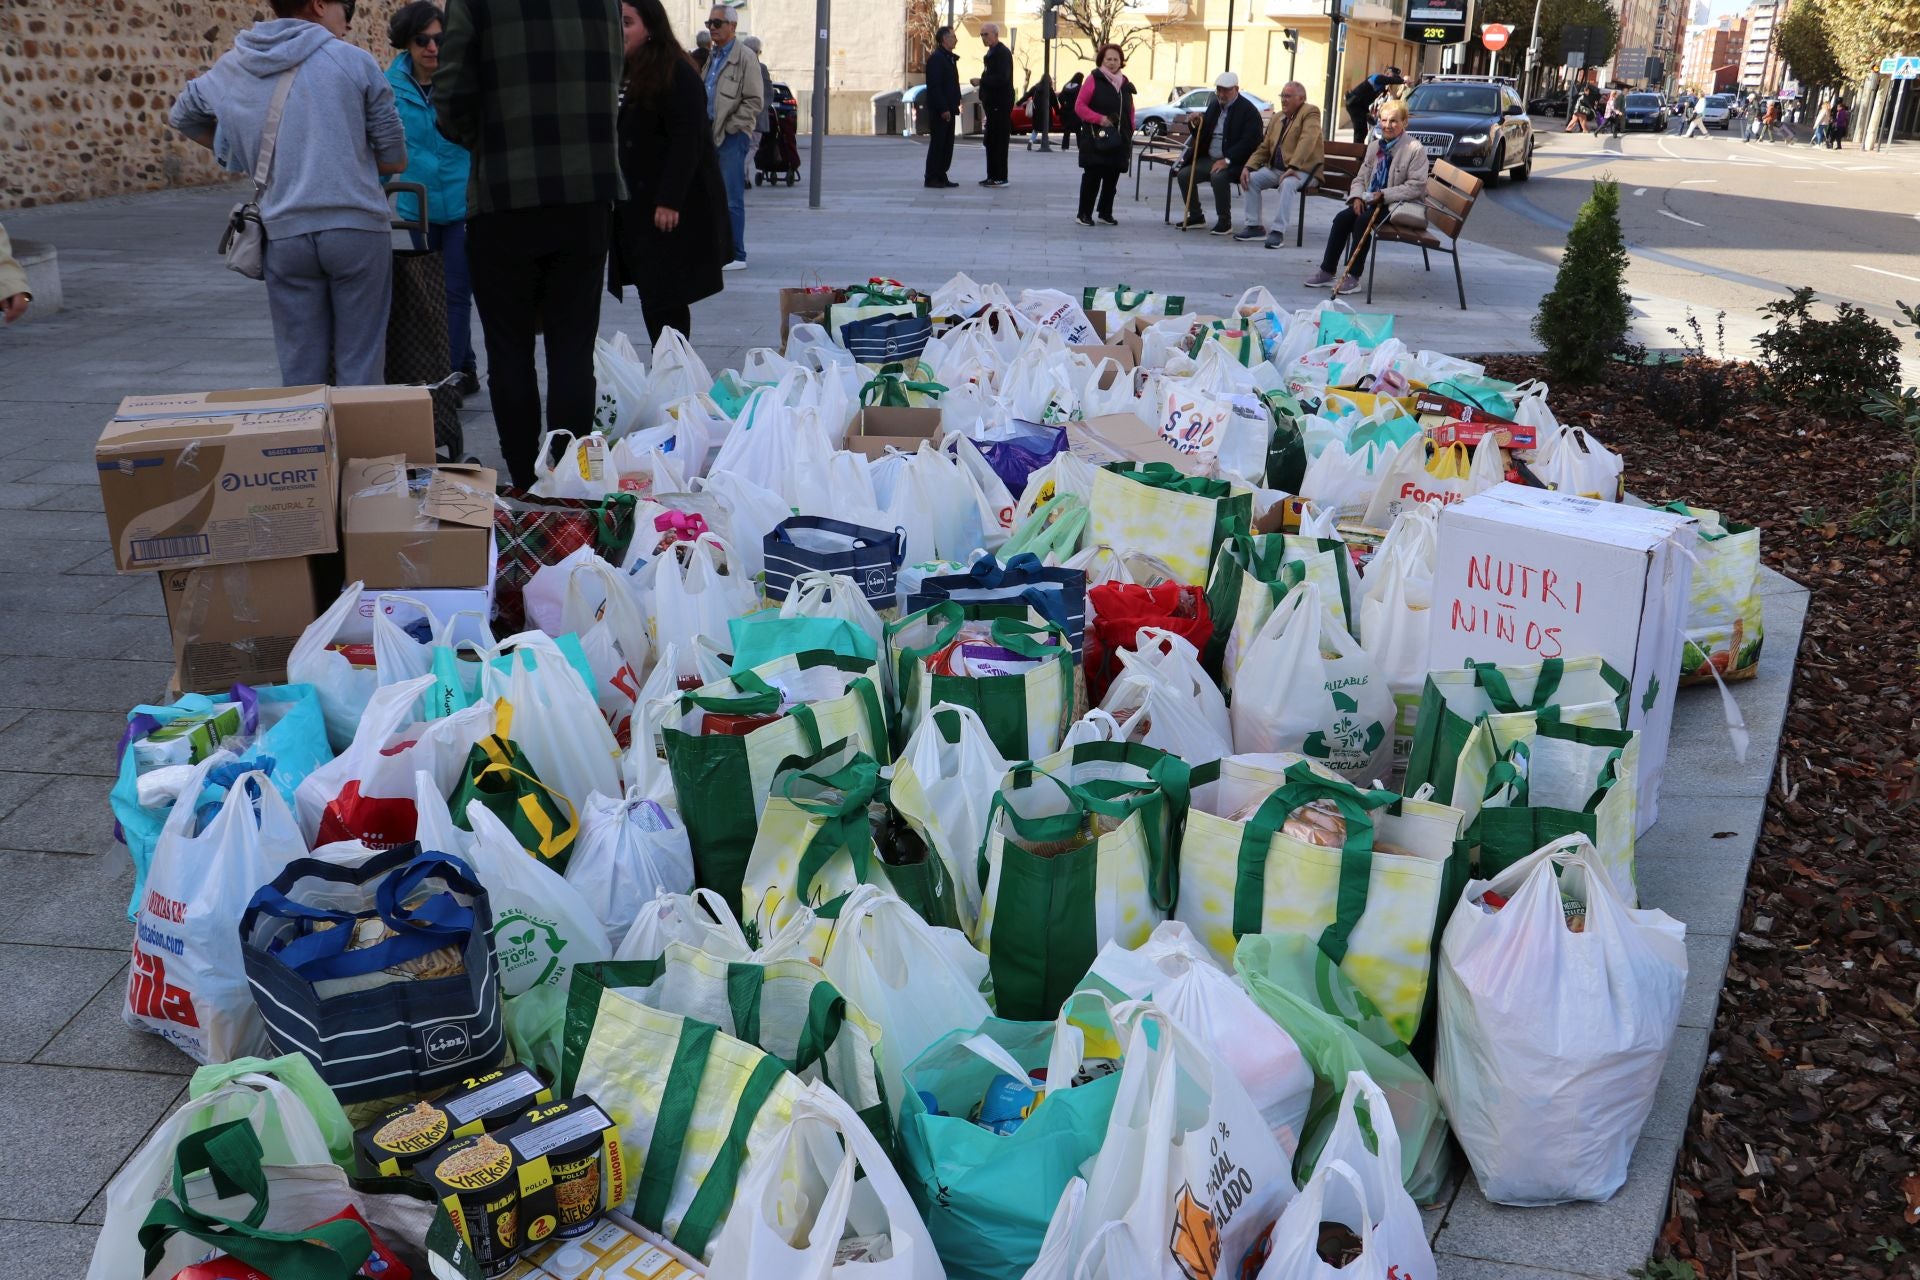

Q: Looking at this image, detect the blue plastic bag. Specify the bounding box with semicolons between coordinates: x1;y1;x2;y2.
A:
963;422;1067;498
110;683;332;919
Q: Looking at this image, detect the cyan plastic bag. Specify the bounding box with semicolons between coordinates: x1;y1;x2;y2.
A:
1317;311;1396;347
727;612;877;673
110;683;332;920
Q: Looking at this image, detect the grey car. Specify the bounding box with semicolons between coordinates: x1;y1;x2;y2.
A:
1134;86;1273;139
1402;80;1535;181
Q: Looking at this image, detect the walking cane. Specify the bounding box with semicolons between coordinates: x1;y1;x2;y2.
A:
1179;116;1202;230
1337;199;1388;291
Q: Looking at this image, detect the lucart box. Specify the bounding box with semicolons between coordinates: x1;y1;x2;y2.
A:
97;386;337;572
1428;483;1696;831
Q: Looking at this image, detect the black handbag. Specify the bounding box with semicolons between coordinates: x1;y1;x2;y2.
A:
1088;122;1127;155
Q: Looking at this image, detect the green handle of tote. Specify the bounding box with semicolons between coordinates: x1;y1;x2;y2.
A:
1231;765;1400;963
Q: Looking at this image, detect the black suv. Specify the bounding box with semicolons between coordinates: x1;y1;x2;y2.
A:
1403;79;1535;182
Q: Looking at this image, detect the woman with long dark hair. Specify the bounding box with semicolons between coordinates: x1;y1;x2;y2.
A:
607;0;730;342
1073;44;1134;227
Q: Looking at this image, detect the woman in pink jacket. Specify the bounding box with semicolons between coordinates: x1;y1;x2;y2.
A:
1073;44;1135;227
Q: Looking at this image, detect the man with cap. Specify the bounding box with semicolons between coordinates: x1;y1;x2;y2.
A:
1171;72;1263;233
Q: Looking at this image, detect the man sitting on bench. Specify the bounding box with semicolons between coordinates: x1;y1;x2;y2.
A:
1171;71;1262;234
1233;81;1323;248
1306;98;1428;295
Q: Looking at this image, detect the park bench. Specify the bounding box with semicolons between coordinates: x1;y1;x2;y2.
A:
1363;159;1484;310
1292;140;1366;246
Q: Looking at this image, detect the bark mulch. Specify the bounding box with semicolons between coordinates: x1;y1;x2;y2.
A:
1480;354;1920;1279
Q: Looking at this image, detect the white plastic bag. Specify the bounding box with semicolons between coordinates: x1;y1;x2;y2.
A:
1073;1002;1296;1280
1533;425;1624;501
1299;439;1391;522
460;798;612;997
645;326;713;419
1361;433;1504;529
1309;1073;1438;1280
1098;629;1233;766
1018;287;1103;346
706;1079;945;1280
1357;555;1431;779
648;535;759;681
1230;582;1396;785
522;544;603;637
821;884;992;1122
698;468;794;581
1257;1159;1389;1280
780;571;887;652
593;331;652;436
287;583;391;750
1436;833;1687;1206
614;886;815;963
567;789;697;950
887;703;1010;933
561;555;655;745
127;763;306;1063
1086;922;1314;1159
478;632;624;817
531;429;622;499
788;321;856;369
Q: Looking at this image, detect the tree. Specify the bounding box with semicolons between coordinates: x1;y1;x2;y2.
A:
1472;0;1619;73
1774;4;1841;91
1533;178;1632;384
1054;0;1177;66
1813;0;1920;82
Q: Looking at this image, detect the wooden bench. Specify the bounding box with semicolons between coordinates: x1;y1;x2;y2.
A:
1364;160;1485;310
1293;140;1366;246
1130;121;1196;222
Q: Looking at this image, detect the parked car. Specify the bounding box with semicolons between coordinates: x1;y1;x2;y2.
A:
768;81;798;114
1701;93;1735;130
1133;86;1273;139
1527;93;1568;118
1622;92;1668;131
1402;78;1535;181
1011;95;1064;134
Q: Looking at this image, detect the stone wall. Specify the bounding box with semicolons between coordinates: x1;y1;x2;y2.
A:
4;0;434;211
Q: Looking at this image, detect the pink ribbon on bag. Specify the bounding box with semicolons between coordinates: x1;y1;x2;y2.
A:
654;511;709;541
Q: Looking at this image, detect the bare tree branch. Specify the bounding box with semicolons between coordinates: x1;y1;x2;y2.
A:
1054;0;1177;68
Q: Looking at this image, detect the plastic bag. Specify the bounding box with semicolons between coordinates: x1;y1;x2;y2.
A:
888;703;1010;934
567;789;698;951
1357;554;1432;778
1258;1159;1390;1280
1307;1073;1438;1280
1436;833;1686;1205
561;554;655;746
1533;425;1625;501
531;428;623;499
1360;433;1504;529
287;584;405;750
779;570;888;652
522;543;601;637
649;536;759;682
1230;582;1396;785
478;632;624;819
127;764;306;1063
458;794;612;997
697;468;794;581
1299;439;1391;522
593;331;652;436
645;326;714;419
1098;629;1233;767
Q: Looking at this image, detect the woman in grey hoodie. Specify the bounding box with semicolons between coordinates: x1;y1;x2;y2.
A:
171;0;408;387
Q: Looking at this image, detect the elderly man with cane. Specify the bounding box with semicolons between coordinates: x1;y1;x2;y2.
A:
1305;98;1427;295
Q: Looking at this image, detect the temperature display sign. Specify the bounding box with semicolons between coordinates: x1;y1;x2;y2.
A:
1405;2;1468;44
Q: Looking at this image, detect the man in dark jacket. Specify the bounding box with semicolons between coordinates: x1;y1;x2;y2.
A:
1172;72;1262;233
975;23;1013;186
436;0;623;488
1344;64;1404;142
924;25;961;187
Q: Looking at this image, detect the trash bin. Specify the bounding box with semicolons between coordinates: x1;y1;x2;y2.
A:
871;90;904;137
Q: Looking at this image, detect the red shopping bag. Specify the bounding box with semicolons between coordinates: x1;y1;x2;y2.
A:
1084;581;1214;705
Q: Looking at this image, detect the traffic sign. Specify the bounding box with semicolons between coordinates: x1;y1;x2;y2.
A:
1892;55;1920;79
1481;23;1512;51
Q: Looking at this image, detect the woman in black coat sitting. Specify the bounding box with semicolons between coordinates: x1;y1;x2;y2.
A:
608;0;730;342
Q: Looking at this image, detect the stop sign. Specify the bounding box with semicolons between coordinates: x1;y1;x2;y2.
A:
1481;23;1511;50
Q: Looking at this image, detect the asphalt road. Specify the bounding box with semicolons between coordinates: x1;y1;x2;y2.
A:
1459;125;1920;339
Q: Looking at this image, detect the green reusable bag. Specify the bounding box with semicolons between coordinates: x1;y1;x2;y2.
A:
974;741;1191;1022
1401;656;1629;811
727;612;876;673
1001;492;1089;563
859;362;949;409
1234;932;1453;1204
899;1006;1125;1280
885;601;1075;762
663;650;889;916
1467;716;1641;903
1202;531;1355;688
447;705;581;873
1260;389;1310;493
1088;462;1254;587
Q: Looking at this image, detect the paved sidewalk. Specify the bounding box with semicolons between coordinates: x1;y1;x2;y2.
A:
0;137;1804;1277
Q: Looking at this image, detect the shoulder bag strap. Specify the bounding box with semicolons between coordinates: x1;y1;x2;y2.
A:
252;68;300;200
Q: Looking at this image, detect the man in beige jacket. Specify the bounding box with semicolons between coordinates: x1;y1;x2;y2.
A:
0;223;31;325
1234;82;1323;248
702;5;764;269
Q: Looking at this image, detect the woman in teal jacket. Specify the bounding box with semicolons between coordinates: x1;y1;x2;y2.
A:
386;1;479;393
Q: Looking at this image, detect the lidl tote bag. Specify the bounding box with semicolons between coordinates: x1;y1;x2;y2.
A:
764;517;907;609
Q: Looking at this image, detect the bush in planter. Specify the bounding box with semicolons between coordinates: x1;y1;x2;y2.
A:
1532;178;1632;384
1753;286;1899;414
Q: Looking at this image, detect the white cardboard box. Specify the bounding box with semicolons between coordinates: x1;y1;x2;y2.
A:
1428;484;1696;832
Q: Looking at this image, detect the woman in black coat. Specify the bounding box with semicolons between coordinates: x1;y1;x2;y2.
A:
608;0;730;343
1073;44;1135;227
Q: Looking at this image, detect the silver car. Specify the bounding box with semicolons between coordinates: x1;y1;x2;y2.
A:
1134;86;1273;139
1701;94;1735;130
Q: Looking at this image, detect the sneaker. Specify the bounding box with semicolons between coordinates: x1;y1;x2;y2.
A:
1075;214;1095;227
1264;230;1286;249
1177;214;1208;230
723;259;746;272
1335;275;1362;295
1210;220;1234;235
979;178;1008;187
1304;269;1336;288
458;369;482;396
1097;214;1118;226
1232;225;1267;242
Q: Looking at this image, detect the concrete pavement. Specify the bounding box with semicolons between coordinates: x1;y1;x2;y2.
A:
0;135;1814;1278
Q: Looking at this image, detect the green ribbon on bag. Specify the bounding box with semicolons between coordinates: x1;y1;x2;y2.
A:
789;756;884;905
859;362;948;408
1230;763;1403;963
1104;460;1233;498
139;1122;373;1280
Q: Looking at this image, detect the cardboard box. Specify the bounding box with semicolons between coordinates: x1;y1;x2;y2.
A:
331;578;496;650
1427;484;1697;831
778;286;835;343
533;1215;703;1279
331;385;436;464
341;456;496;590
1065;413;1208;474
846;407;942;460
160;557;320;693
98;386;337;572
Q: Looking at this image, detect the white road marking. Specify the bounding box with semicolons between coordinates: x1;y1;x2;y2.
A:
1658;209;1706;227
1855;264;1920;283
1634;186;1648;195
1843;165;1890;172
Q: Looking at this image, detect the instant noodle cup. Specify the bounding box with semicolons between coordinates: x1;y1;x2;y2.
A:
423;1133;520;1279
500;1096;624;1246
358;1099;453;1176
439;1066;556;1134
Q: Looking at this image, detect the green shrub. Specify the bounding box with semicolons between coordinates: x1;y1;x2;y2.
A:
1855;385;1920;547
1753;287;1899;414
1533;178;1632;384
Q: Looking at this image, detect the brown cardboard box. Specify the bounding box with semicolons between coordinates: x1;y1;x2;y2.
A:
160;557;320;693
1066;413;1207;474
331;385;436;464
341;456;496;589
97;386;337;572
845;407;942;460
778;287;836;343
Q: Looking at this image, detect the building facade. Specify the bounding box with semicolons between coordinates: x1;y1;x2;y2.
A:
1680;13;1745;94
1739;0;1780;93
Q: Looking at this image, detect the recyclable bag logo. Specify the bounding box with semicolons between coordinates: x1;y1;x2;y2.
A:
1169;1182;1221;1280
1304;688;1385;764
493;910;568;988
